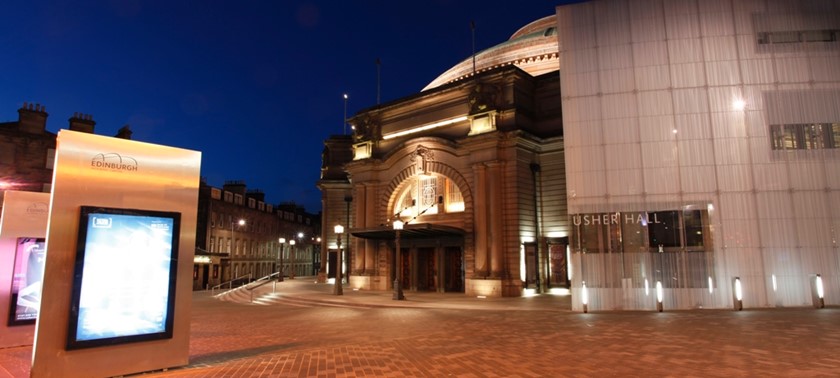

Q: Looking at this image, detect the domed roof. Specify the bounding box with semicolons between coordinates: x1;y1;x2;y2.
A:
423;15;560;91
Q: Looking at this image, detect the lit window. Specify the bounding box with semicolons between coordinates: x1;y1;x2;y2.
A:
770;123;839;150
757;29;839;45
393;174;465;217
446;179;465;213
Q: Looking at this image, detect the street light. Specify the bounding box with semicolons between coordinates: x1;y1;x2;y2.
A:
278;237;286;282
230;218;245;280
392;219;405;300
334;225;344;295
230;218;245;253
289;239;296;279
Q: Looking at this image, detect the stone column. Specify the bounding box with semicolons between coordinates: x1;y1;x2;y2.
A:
487;161;504;277
364;184;377;274
472;163;488;277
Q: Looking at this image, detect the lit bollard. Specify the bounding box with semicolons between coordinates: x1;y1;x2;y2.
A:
655;281;663;312
811;274;825;309
732;277;743;311
581;281;589;313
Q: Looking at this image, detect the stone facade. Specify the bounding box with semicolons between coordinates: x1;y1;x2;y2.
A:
194;180;320;290
0;103;124;205
320;63;568;298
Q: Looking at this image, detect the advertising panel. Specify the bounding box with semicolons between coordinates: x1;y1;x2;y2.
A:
66;206;181;350
7;238;46;326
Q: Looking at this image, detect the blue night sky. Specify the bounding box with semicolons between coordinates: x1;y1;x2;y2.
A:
1;1;576;213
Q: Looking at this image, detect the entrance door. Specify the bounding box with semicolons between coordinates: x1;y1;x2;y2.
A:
202;265;210;289
444;247;464;292
548;243;570;288
327;250;337;279
416;247;436;291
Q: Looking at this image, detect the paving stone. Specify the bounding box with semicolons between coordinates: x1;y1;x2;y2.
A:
1;278;838;377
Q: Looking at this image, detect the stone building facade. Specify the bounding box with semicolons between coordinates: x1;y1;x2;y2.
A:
319;16;569;298
0;102;132;207
194;180;319;290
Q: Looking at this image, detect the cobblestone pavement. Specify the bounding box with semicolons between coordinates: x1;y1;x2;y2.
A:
2;278;839;377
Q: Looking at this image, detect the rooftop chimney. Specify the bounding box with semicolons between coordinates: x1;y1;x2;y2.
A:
223;180;247;195
246;189;265;202
68;112;96;133
17;102;48;134
115;125;133;139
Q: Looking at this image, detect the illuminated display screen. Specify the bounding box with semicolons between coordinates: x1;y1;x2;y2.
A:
7;238;46;326
67;206;181;350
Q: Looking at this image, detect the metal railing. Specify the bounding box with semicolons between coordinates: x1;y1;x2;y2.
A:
210;273;252;296
211;272;284;300
243;272;283;302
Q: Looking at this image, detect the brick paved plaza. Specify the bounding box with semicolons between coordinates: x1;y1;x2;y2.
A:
2;279;838;377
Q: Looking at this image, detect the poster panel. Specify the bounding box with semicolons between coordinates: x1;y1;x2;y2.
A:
32;130;200;378
66;207;180;349
7;238;46;326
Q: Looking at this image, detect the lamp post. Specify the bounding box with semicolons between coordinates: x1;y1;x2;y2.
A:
343;93;349;135
230;218;245;253
297;232;305;277
392;219;405;300
334;225;344;295
314;237;321;276
230;218;245;280
278;237;286;282
289;239;296;279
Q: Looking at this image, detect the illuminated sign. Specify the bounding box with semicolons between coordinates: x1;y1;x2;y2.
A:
66;206;181;350
572;212;662;226
7;238;46;326
193;256;211;264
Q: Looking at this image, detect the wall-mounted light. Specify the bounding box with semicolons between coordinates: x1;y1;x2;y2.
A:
732;98;746;111
382;115;468;140
772;274;777;292
733;277;743;311
644;278;650;296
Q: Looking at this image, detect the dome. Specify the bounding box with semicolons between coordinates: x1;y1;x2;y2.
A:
423;15;560;91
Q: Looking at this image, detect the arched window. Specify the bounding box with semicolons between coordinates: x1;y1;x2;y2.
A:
394;173;464;218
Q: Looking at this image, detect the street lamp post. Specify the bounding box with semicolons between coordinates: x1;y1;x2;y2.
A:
230;218;245;280
278;237;286;282
334;225;344;295
392;219;405;300
230;218;245;253
289;239;296;279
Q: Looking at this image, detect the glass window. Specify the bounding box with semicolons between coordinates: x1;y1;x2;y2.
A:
394;174;465;217
446;178;465;212
770;123;840;150
802;30;837;42
648;211;680;249
683;210;705;248
572;210;714;289
772;31;801;44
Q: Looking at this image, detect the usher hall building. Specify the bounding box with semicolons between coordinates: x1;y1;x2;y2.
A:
319;0;840;312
